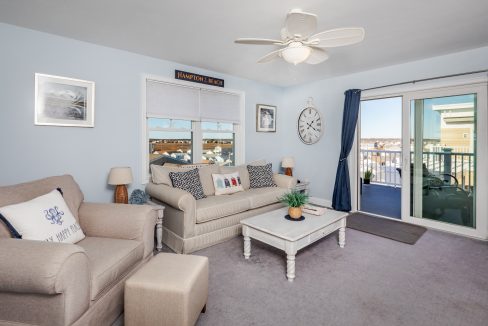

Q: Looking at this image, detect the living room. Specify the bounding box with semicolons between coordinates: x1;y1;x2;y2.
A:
0;1;487;326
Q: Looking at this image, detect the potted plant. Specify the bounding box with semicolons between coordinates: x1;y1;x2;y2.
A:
364;170;374;184
279;190;309;220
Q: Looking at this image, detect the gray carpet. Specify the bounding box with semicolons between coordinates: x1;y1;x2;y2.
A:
190;229;488;326
347;212;427;244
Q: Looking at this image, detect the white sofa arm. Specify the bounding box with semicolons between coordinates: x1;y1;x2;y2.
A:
145;182;196;213
273;174;297;189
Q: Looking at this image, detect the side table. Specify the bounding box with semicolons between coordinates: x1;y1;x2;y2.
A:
295;180;310;195
146;200;165;251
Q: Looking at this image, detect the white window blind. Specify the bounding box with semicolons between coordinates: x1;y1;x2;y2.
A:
199;89;241;123
146;80;200;120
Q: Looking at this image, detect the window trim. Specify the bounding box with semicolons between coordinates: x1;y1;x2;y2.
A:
141;74;245;184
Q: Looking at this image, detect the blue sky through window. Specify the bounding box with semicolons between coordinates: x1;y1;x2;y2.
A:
361;94;475;140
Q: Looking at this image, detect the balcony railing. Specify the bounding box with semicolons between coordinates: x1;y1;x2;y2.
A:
360;149;475;190
360;149;402;186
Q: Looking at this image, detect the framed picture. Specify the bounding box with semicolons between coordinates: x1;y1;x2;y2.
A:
256;104;276;132
35;73;95;127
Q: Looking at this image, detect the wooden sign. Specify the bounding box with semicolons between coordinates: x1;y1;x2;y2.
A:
175;70;224;88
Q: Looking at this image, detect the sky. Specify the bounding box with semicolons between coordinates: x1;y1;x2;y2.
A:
360;97;402;139
360;94;475;139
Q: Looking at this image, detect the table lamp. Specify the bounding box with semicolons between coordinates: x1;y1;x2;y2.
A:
282;157;295;176
108;167;133;204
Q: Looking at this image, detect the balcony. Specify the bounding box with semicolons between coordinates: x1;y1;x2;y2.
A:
359;149;475;222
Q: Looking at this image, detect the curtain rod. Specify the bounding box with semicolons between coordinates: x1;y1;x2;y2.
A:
361;69;488;92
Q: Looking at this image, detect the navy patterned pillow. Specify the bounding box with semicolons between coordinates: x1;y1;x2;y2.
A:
169;168;206;200
247;163;277;188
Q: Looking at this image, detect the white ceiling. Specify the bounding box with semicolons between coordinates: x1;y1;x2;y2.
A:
1;0;487;87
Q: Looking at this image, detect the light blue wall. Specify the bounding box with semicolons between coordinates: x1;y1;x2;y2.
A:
283;46;488;201
0;23;286;201
1;22;487;203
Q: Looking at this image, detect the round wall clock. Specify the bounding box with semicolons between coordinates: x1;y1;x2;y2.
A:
297;106;323;145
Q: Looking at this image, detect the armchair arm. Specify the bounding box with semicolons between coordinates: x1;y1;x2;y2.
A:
0;239;90;296
78;202;157;258
273;174;297;189
145;182;196;213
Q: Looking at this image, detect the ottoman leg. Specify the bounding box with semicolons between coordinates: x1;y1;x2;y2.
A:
201;304;207;313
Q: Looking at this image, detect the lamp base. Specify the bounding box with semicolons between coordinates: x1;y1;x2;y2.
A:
284;167;293;177
114;185;128;204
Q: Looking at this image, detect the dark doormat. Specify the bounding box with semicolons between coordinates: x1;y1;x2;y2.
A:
347;212;427;245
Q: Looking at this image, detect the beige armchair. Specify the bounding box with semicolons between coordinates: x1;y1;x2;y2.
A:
0;175;157;326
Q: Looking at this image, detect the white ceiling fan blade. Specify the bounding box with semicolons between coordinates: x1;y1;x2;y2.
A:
285;9;317;38
235;38;283;45
310;27;365;48
257;49;283;63
305;48;329;64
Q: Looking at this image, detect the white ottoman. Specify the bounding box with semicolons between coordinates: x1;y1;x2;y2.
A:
125;253;209;326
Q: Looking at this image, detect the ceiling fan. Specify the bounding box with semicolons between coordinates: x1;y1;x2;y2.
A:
235;9;365;65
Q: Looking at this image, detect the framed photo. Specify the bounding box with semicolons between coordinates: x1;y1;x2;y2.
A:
35;73;95;127
256;104;276;132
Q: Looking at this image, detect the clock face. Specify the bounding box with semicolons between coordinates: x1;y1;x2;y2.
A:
298;107;323;144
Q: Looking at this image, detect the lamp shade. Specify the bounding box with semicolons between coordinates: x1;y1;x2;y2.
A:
108;167;133;185
282;157;295;168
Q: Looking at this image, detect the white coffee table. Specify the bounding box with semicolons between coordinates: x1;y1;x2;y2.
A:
240;207;348;282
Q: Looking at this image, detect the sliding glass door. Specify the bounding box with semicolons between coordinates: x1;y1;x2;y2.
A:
402;84;487;238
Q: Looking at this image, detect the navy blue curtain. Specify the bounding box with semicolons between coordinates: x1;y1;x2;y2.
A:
332;89;361;211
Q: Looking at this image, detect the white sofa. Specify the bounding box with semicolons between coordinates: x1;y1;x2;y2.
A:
146;163;296;253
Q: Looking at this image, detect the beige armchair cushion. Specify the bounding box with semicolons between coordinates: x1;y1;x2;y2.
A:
77;237;143;301
196;195;250;223
78;202;157;258
0;175;84;238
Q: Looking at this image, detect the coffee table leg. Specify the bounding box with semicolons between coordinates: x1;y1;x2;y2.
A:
338;227;346;248
285;242;297;282
243;226;251;259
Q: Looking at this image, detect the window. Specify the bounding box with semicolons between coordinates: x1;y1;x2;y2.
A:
202;122;235;166
148;118;193;165
143;77;244;180
147;119;237;167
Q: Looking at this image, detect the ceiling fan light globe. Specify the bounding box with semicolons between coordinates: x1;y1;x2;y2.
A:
282;42;311;65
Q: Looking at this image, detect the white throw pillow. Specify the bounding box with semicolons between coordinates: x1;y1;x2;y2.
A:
212;172;244;195
0;189;85;243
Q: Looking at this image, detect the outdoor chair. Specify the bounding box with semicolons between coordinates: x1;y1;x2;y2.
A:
396;164;473;227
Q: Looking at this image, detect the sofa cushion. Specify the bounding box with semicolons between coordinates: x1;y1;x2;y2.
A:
170;168;206;200
0;189;85;243
247;163;277;188
151;164;218;196
196;195;250;223
234;187;287;209
76;237;143;301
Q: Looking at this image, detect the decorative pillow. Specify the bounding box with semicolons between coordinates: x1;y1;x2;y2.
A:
247;163;277;188
169;168;207;200
212;172;244;195
0;189;85;243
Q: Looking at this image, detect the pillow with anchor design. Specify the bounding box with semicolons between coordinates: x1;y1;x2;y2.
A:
0;189;85;243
